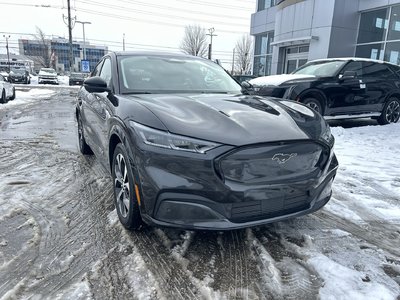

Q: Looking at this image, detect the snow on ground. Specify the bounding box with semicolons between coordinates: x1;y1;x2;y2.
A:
0;89;399;299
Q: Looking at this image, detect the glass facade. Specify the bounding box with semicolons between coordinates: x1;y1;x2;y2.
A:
356;5;400;65
257;0;276;12
20;39;107;72
253;32;274;76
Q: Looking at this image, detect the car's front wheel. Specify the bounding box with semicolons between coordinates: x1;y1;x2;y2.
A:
112;143;142;230
378;97;400;125
303;97;324;115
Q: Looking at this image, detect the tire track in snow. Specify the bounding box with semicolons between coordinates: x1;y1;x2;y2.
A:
249;226;322;300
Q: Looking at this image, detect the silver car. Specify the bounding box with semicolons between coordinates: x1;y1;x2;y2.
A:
38;68;59;85
0;73;15;103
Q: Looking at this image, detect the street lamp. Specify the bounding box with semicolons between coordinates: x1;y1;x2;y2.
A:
76;20;91;60
3;35;10;72
206;28;217;60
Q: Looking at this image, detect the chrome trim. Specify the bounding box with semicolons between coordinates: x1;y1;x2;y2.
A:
324;113;380;120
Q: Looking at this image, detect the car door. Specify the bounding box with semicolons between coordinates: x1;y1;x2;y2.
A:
327;61;369;115
0;74;12;98
359;62;399;112
80;60;104;156
89;57;115;164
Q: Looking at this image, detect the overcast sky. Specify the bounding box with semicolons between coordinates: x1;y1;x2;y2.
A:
0;0;256;67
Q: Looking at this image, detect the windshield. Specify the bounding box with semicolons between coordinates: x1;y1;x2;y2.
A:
70;72;84;78
10;69;25;75
118;55;241;94
293;60;347;77
40;68;56;74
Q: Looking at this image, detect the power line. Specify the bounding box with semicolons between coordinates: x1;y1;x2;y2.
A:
73;7;250;35
87;0;251;21
75;0;250;28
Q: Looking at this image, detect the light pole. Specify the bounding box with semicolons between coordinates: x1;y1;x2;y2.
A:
206;27;217;60
76;20;91;60
3;35;10;72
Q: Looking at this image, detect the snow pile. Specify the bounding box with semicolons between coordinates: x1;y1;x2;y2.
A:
249;74;316;86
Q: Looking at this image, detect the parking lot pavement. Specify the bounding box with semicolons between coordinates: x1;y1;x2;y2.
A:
0;88;399;299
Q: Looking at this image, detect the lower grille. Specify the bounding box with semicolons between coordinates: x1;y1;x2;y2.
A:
230;189;310;222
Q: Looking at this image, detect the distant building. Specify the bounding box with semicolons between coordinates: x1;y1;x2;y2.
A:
251;0;400;75
0;54;34;73
19;38;107;73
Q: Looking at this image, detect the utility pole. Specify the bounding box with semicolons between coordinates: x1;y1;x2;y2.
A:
206;27;217;60
231;48;235;74
76;20;91;60
3;35;10;72
67;0;74;71
123;33;125;51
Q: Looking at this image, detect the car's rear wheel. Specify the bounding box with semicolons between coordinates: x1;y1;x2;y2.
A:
303;97;323;115
378;97;400;125
77;115;93;155
0;90;7;104
112;143;142;230
9;88;15;100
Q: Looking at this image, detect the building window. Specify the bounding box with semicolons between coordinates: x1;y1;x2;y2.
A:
253;32;274;76
356;5;400;65
257;0;276;12
357;8;389;44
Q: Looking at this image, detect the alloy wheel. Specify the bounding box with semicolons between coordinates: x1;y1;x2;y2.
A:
385;100;400;123
114;153;130;218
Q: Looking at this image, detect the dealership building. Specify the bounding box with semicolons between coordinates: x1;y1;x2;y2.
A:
251;0;400;75
18;38;107;73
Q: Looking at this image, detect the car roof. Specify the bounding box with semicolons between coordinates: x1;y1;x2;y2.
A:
308;57;399;67
112;51;207;60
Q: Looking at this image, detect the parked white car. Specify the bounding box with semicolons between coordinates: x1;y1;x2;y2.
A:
0;73;15;103
38;68;59;85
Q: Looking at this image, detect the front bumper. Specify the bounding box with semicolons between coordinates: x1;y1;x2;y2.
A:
131;132;338;230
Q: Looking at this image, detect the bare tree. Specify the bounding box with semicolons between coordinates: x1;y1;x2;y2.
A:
29;27;51;68
180;25;208;57
234;35;253;75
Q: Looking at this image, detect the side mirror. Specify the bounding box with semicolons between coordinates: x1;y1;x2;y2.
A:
241;80;255;95
84;76;110;93
340;71;357;80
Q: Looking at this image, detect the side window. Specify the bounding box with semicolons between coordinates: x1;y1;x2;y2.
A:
362;62;397;79
99;58;112;88
340;61;363;77
91;60;104;77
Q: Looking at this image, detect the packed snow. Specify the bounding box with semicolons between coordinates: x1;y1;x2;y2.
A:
0;88;399;299
249;74;316;86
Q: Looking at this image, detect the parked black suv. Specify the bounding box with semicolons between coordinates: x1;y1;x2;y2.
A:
249;58;400;124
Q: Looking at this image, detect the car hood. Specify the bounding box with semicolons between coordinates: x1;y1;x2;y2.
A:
126;94;323;146
249;74;316;87
39;72;57;77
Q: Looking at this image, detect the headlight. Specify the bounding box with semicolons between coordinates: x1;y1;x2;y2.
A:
130;121;220;154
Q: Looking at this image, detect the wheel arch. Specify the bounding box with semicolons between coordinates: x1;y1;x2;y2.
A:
298;89;328;114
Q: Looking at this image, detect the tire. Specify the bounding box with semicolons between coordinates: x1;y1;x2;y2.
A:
9;88;15;100
0;89;6;104
378;97;400;125
303;97;324;115
112;143;143;230
77;115;93;155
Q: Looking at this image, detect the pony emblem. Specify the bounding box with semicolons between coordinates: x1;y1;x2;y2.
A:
272;153;297;164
